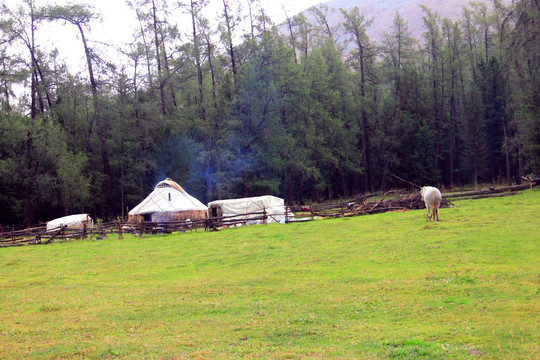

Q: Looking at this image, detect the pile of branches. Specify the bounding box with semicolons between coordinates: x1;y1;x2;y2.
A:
343;181;539;217
344;191;451;216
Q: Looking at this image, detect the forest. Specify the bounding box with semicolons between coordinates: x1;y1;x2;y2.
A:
0;0;538;226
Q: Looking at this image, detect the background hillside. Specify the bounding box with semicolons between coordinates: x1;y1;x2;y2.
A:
298;0;500;44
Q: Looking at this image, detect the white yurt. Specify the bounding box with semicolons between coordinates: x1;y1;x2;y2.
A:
128;178;207;223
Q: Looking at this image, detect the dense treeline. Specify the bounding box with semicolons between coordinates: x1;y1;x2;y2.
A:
0;0;538;226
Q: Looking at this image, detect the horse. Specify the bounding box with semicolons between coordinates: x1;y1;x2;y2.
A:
421;186;442;221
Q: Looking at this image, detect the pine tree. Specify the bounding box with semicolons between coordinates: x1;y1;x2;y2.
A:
341;6;374;193
462;85;489;187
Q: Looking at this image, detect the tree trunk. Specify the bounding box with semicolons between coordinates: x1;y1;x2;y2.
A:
204;31;222;200
285;169;293;205
25;131;36;225
448;26;457;188
205;33;222;200
502;119;512;185
222;0;238;85
159;29;177;110
444;183;536;198
78;23;114;219
285;10;297;64
136;9;154;90
152;0;167;117
358;40;371;193
191;0;211;201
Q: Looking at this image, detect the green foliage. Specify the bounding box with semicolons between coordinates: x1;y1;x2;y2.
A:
475;57;508;181
505;0;540;175
0;112;90;224
462;85;489;185
0;191;538;358
512;72;540;173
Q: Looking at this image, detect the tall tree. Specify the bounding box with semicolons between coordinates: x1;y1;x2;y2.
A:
341;6;374;193
189;0;213;201
292;13;313;67
150;0;167;117
310;4;340;43
6;1;54;117
200;15;225;200
477;56;509;183
41;4;115;218
220;0;241;85
462;7;480;79
504;0;540;177
381;12;417;118
442;18;463;187
462;85;489;187
379;12;417;189
283;8;298;64
422;6;444;182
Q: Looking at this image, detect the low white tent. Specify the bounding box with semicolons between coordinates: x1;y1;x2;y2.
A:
46;214;93;231
208;195;287;225
128;178;207;223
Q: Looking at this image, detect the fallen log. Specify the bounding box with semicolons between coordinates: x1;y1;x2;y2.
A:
444;183;536;198
449;192;519;201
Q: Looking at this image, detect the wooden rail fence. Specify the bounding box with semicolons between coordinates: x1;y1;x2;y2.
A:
1;183;536;248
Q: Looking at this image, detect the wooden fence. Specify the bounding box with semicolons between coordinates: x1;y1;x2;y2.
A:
0;212;275;247
0;221;124;248
1;182;537;248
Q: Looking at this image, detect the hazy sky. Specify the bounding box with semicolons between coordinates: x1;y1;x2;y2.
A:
5;0;324;74
69;0;325;43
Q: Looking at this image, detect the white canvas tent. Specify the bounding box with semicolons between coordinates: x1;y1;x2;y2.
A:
207;195;287;225
128;178;207;223
46;214;93;231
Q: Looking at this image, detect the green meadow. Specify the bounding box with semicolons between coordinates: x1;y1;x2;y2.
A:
0;190;538;359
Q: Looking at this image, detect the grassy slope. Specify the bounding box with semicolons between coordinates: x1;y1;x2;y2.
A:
0;190;538;359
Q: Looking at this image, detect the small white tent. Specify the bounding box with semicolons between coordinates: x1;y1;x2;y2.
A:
208;195;287;225
47;214;93;231
128;178;207;223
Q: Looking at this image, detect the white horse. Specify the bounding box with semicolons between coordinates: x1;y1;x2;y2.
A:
421;186;442;221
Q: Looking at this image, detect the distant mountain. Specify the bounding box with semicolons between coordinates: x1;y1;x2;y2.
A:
294;0;500;45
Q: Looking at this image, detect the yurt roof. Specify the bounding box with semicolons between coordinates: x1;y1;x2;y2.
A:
129;178;207;215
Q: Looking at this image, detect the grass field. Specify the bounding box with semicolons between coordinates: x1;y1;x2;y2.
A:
0;190;538;359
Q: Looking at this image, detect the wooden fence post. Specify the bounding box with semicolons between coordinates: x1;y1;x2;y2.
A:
117;221;123;239
82;223;87;240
